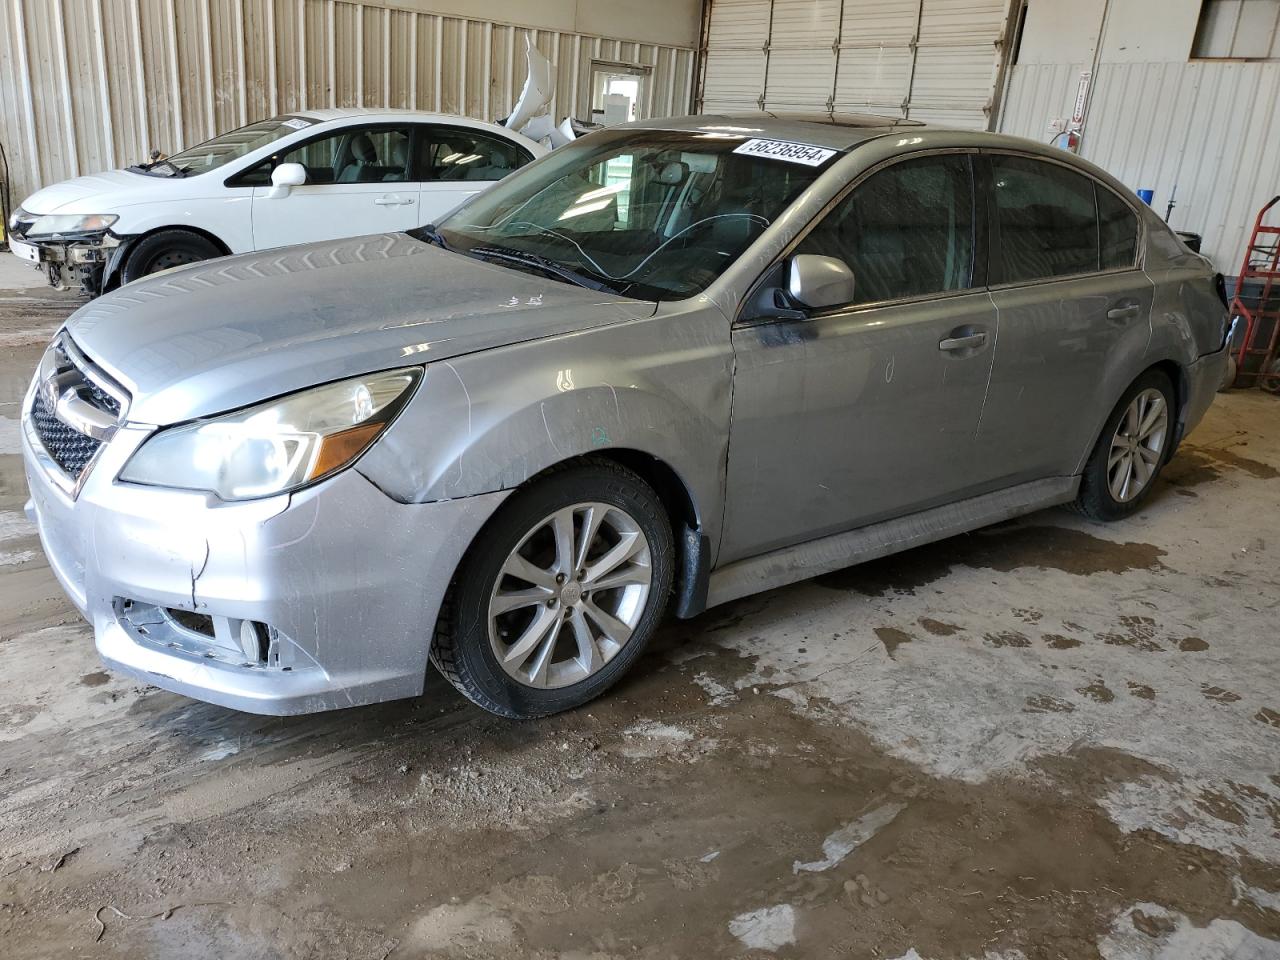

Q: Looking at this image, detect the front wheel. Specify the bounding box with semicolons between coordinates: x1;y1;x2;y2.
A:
1074;370;1175;521
432;459;674;718
121;229;222;283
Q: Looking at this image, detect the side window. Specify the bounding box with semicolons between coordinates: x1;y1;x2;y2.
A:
1098;186;1139;270
235;125;412;186
991;155;1098;282
415;128;532;182
795;154;976;306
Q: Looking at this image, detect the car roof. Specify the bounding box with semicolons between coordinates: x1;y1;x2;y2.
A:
624;112;927;151
287;107;515;130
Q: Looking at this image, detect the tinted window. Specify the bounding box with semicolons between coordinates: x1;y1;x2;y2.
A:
991;155;1099;282
1098;186;1139;269
795;154;976;305
236;125;412;186
415;128;531;182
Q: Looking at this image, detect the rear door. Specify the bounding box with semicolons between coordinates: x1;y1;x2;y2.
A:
978;153;1150;484
415;126;535;224
720;151;999;564
245;123;421;249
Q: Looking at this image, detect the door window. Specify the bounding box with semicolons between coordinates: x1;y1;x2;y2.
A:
990;155;1101;282
415;129;532;182
795;153;976;306
235;125;412;186
1098;186;1139;270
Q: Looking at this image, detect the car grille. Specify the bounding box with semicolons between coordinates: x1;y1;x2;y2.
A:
26;334;128;486
30;391;106;476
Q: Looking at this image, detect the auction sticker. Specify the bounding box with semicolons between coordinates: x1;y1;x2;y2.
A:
281;117;313;130
732;138;836;167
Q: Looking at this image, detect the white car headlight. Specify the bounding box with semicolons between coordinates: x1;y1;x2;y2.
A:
27;213;118;236
119;369;420;500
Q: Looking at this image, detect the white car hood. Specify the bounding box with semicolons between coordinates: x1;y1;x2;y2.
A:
19;169;179;215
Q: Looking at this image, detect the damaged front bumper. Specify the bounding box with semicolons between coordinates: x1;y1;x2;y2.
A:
22;386;509;715
8;230;124;295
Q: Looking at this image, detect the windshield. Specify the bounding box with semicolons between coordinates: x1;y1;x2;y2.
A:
151;117;318;176
433;129;833;301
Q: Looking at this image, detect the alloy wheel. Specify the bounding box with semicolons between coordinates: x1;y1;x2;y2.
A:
1107;387;1169;503
488;502;652;689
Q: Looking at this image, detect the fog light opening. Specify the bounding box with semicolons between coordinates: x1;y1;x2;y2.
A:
239;620;268;664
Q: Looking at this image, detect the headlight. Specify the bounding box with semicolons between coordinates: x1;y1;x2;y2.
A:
119;369;420;500
26;213;118;237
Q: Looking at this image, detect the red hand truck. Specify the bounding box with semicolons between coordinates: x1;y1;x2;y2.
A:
1231;195;1280;392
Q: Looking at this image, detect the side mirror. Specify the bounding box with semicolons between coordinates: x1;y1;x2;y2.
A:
788;254;855;311
266;162;307;198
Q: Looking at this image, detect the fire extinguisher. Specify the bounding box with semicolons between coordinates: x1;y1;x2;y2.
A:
1049;129;1081;152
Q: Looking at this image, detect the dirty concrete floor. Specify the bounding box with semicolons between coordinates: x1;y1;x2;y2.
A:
0;272;1278;960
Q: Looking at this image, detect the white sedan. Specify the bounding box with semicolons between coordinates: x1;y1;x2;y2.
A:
7;109;545;295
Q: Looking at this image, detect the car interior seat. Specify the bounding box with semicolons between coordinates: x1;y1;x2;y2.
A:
337;133;379;183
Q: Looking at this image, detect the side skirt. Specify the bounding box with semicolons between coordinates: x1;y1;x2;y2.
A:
704;476;1080;610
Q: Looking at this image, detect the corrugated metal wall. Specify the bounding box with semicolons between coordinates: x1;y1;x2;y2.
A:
999;59;1280;273
698;0;1015;129
0;0;696;206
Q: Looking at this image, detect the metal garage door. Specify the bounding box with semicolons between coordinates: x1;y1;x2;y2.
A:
699;0;1014;129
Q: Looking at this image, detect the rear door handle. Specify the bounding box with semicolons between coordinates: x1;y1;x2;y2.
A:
374;196;415;206
938;331;988;352
1107;303;1141;321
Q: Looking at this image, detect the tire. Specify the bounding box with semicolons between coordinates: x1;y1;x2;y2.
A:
1074;370;1176;521
432;459;674;719
121;229;222;283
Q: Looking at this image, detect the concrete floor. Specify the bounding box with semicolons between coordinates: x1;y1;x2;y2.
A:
1;261;1278;959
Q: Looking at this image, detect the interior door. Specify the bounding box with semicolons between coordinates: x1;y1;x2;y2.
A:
719;152;998;564
978;153;1153;484
248;124;420;249
415;126;534;225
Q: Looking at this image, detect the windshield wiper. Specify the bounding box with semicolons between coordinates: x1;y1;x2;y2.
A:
129;157;190;177
470;245;609;292
410;223;450;250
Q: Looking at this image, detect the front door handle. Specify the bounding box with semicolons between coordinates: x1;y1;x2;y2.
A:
374;196;415;206
938;331;988;352
1107;303;1142;321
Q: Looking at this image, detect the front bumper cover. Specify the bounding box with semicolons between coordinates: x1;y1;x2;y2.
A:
22;399;509;715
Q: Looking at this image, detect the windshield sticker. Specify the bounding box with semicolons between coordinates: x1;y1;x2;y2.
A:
281;118;312;130
732;138;836;167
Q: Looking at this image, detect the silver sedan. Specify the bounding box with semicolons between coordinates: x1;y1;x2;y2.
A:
22;113;1231;717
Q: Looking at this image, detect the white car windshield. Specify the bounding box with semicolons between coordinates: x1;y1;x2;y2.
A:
146;117;318;177
431;129;835;301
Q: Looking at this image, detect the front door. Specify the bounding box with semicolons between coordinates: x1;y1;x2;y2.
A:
978;153;1153;484
248;124;421;249
720;152;998;564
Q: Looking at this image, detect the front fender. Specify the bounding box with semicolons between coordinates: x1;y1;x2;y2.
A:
358;307;734;550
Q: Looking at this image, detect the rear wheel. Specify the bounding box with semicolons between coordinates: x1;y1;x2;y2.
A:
432;460;674;718
121;229;222;283
1074;370;1175;521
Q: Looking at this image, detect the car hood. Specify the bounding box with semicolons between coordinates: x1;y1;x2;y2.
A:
65;233;657;424
19;169;177;215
